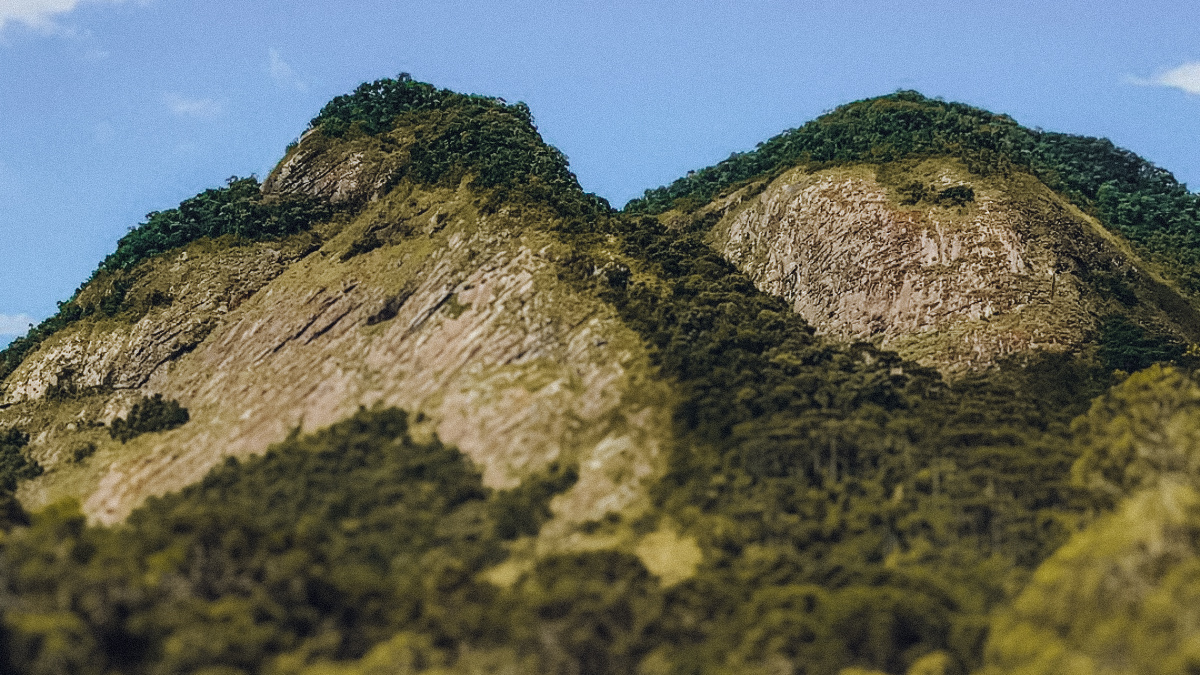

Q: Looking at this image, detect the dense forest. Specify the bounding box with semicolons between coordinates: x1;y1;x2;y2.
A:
1;76;1199;673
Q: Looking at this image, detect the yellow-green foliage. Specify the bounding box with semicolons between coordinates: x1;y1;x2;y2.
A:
1071;364;1200;505
9;76;1200;675
981;483;1200;675
0;408;618;675
287;631;536;675
982;367;1200;675
532;205;1109;673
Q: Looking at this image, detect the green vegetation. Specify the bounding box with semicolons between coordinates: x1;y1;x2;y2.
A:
108;394;190;443
489;460;578;539
0;408;620;674
0;427;41;494
624;91;1030;214
546;209;1103;673
1;74;605;385
0;408;499;674
1097;314;1191;375
1034;132;1200;295
1069;365;1200;506
100;176;331;273
6;78;1200;674
0;200;1114;673
308;73;610;216
898;181;975;207
69;442;96;463
983;367;1200;674
310;74;463;137
0;428;40;531
0;304;86;385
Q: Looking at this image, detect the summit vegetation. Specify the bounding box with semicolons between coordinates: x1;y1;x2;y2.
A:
307;73;609;216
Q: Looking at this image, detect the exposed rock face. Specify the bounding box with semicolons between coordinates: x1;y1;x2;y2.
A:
9;140;1198;531
266;139;381;206
711;164;1200;372
263;128;412;207
2;137;672;528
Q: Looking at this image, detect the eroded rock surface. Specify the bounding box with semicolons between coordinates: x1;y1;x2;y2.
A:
712;164;1199;372
264;129;411;207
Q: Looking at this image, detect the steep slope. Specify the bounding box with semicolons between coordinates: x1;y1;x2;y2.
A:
706;161;1199;372
981;366;1200;674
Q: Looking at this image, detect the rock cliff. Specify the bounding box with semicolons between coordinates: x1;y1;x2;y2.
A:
708;161;1200;373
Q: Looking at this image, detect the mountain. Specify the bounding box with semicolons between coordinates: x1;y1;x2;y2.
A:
0;77;1198;674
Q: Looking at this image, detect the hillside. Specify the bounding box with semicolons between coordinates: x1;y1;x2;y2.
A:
633;92;1200;375
0;77;1198;674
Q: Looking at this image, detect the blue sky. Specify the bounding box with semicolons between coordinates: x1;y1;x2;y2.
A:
1;0;1198;346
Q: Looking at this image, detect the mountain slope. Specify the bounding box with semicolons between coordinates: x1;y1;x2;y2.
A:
0;78;671;538
703;159;1199;373
629;90;1200;300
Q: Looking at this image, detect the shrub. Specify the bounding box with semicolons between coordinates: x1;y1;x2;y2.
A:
70;442;97;463
0;427;41;492
109;394;190;443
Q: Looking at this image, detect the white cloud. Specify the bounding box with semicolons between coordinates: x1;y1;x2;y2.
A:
1130;62;1200;95
0;0;124;32
268;48;307;91
0;313;34;335
163;93;224;119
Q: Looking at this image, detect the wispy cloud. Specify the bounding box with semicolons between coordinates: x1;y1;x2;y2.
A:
0;0;125;32
1129;62;1200;95
268;48;307;91
163;93;224;119
0;313;34;335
